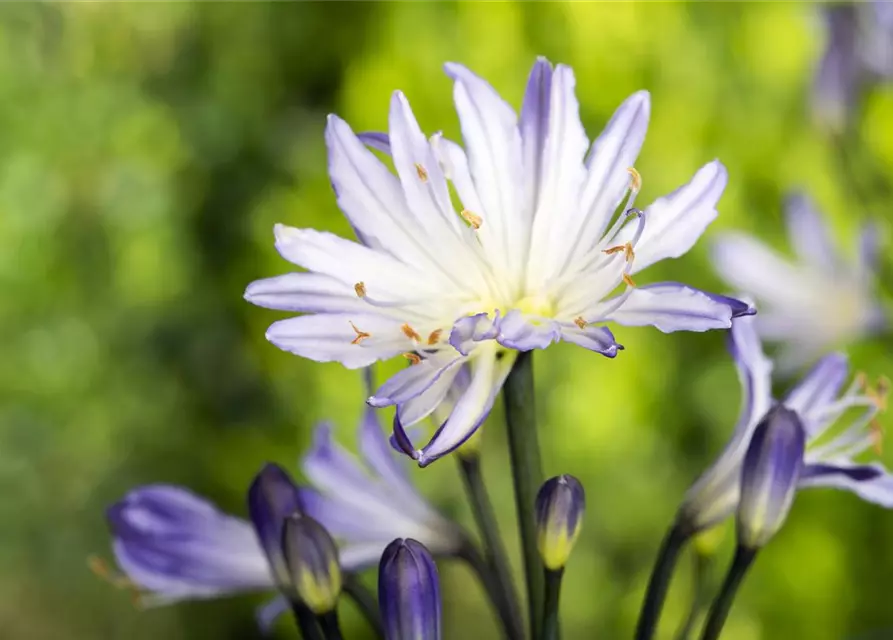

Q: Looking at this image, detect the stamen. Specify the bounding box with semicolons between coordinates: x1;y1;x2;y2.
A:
354;281;367;298
427;329;443;345
622;273;637;287
401;323;422;341
574;316;587;330
460;209;483;230
871;418;885;455
403;352;422;365
602;241;635;262
627;167;642;192
415;163;429;182
349;321;371;345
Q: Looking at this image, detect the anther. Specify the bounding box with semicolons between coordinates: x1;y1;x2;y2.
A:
354;282;367;298
622;273;637;288
627;167;642;191
415;163;429;182
349;321;371;345
871;418;884;455
401;323;422;341
427;329;443;345
603;241;635;262
403;352;422;365
460;209;483;230
574;316;587;330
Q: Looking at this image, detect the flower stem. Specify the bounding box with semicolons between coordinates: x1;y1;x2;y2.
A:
291;602;325;640
316;610;344;640
699;546;757;640
635;523;690;640
343;574;383;637
458;454;525;640
503;350;545;640
541;567;564;640
674;549;712;640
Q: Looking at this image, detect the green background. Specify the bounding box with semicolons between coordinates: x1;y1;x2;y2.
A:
1;2;892;639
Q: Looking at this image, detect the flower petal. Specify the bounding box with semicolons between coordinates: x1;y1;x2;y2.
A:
496;309;561;351
628;160;728;273
600;283;741;333
782;352;849;433
519;57;554;216
784;193;838;271
559;324;622;357
448;312;500;356
368;352;463;407
799;462;893;508
356;131;391;155
396;363;463;428
108;485;272;601
265;313;406;369
244;273;369;314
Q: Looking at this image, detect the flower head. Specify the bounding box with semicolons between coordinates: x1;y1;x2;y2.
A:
680;313;892;535
378;538;442;640
712;193;883;372
246;57;751;466
105;401;461;631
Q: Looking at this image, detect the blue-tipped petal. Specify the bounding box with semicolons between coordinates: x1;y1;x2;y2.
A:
379;538;442;640
357;131;391;155
737;406;806;549
535;475;586;570
560;323;622;357
799;462;893;508
605;282;746;333
247;463;303;587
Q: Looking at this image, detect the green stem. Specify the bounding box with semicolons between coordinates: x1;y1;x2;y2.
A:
458;455;525;639
635;523;690;640
699;546;757;640
541;568;564;640
674;549;712;640
291;602;325;640
343;574;383;637
503;350;545;640
317;610;344;640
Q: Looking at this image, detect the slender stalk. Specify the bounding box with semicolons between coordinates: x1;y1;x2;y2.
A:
674;549;712;640
317;611;344;640
459;541;523;640
699;546;757;640
635;523;690;640
503;350;545;640
343;574;384;637
291;602;325;640
458;454;524;639
541;568;564;640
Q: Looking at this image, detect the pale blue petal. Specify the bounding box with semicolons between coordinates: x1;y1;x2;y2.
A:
496;309;561;351
603;283;739;333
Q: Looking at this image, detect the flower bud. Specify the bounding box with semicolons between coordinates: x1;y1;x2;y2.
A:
535;475;586;570
282;512;342;614
378;538;441;640
247;463;303;587
737;406;805;549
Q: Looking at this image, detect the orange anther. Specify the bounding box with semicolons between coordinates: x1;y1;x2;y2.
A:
427;329;443;345
574;316;587;330
354;282;367;298
415;163;429;182
627;167;642;191
622;273;637;288
403;353;422;365
401;323;422;341
350;321;371;345
460;209;482;230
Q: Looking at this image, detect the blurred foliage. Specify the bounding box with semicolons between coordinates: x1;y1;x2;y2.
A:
1;2;892;639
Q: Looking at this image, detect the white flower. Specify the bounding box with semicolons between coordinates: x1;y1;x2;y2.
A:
246;58;751;466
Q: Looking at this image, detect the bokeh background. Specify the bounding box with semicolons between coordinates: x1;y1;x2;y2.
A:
2;2;892;639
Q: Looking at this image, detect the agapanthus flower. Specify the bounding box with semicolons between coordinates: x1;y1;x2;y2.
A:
712;192;884;371
813;1;893;132
679;313;892;535
105;405;462;631
245;57;752;466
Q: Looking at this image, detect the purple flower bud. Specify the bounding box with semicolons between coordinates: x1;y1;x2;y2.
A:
378;538;441;640
282;512;341;613
535;475;586;570
247;463;303;587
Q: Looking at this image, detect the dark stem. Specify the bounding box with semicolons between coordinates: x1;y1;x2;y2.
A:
317;610;344;640
699;546;757;640
343;574;384;637
674;548;712;640
458;455;525;639
634;523;690;640
290;602;325;640
541;568;564;640
503;350;545;640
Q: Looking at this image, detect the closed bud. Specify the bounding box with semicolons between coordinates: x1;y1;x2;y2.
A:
737;406;805;549
535;474;586;570
282;512;342;614
247;463;303;588
378;538;441;640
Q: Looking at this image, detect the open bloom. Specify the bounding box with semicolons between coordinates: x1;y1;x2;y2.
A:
712;192;883;372
813;2;893;131
106;405;461;631
245;57;751;466
679;313;891;535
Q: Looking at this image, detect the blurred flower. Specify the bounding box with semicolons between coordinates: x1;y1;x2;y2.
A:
245;57;752;466
106;405;461;631
712;192;883;371
379;538;442;640
281;512;342;614
535;475;586;570
679;313;891;534
736;407;805;549
813;2;893;132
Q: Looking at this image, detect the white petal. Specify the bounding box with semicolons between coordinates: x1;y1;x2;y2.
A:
368;352;463;407
244;272;370;314
600;283;737;333
784;192;838;271
519;57;554;217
